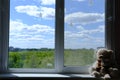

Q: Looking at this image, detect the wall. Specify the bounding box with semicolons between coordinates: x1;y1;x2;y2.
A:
114;0;120;69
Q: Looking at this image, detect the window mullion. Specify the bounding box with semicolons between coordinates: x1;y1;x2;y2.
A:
55;0;64;73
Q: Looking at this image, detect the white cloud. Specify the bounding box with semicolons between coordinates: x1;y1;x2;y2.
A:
65;12;104;25
10;20;54;35
73;0;85;2
40;7;55;19
77;0;85;1
40;0;55;5
9;20;55;48
13;0;26;1
65;25;105;49
65;25;104;38
10;19;104;48
65;30;93;41
65;33;104;49
15;5;40;17
77;25;105;35
15;5;55;19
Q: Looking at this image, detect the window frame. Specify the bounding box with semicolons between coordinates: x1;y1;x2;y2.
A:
0;0;10;73
0;0;115;74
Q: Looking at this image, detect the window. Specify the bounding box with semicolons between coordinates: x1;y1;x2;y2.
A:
64;0;105;67
0;0;115;74
9;0;55;69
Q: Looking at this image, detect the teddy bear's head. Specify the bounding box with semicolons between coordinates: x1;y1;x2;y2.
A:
96;49;113;67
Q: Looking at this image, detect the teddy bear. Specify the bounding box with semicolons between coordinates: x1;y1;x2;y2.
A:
89;48;119;80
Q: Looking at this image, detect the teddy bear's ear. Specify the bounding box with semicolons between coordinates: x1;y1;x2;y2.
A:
107;50;113;54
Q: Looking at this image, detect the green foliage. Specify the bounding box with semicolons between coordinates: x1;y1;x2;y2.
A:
9;49;95;68
9;52;23;68
9;50;54;68
64;49;95;66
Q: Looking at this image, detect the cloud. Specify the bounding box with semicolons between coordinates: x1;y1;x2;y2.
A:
40;7;55;19
15;5;55;19
65;25;104;38
10;19;104;48
77;25;104;35
65;12;104;25
65;31;93;42
10;20;54;35
40;0;55;5
65;25;105;49
9;20;55;48
13;0;26;1
77;0;85;1
73;0;85;2
15;5;39;17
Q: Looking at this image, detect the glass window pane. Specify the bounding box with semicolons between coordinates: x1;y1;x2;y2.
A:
9;0;55;68
64;0;105;66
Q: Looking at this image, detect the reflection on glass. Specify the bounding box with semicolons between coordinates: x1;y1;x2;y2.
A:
64;0;105;66
9;0;55;68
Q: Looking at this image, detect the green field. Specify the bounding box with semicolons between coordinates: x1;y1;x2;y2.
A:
9;49;95;68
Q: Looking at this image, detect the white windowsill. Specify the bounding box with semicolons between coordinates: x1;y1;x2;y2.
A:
1;74;119;80
0;73;94;78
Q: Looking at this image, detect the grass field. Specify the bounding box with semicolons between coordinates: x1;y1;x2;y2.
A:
9;49;95;68
64;49;95;66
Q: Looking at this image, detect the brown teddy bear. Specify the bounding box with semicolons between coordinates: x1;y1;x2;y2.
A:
89;48;119;80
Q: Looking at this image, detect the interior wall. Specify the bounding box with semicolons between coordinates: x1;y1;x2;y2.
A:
114;0;120;69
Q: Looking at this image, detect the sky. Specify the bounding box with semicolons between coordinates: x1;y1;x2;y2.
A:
9;0;105;49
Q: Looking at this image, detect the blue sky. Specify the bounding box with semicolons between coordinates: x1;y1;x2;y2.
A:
9;0;105;49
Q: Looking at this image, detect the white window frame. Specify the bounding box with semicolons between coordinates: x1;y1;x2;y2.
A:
0;0;115;74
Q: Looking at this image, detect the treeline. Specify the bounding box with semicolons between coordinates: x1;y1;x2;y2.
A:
9;46;54;52
9;46;96;52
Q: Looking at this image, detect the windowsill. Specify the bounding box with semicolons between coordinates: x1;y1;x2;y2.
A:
0;73;118;80
0;73;94;78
